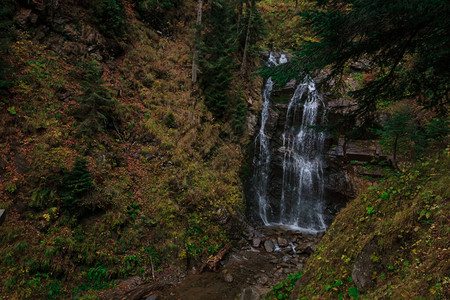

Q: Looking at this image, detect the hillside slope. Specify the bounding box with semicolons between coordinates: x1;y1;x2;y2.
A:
0;1;261;298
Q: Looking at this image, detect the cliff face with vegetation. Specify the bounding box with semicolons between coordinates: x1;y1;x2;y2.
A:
0;0;264;298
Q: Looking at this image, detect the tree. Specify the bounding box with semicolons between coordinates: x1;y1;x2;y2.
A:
199;0;237;118
264;0;449;124
72;60;117;136
60;157;93;215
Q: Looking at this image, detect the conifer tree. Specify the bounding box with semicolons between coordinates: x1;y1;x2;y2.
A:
199;0;237;119
73;60;117;135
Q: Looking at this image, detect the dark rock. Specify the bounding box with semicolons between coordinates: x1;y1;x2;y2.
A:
29;13;38;24
264;240;275;253
282;256;291;263
351;240;381;291
63;24;79;40
145;295;157;300
0;209;6;226
349;59;371;71
295;242;316;255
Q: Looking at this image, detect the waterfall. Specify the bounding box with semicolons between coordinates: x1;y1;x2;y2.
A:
279;77;327;233
253;54;327;234
253;53;285;225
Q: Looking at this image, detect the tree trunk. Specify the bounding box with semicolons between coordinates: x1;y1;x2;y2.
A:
192;0;203;84
240;7;252;75
295;0;298;13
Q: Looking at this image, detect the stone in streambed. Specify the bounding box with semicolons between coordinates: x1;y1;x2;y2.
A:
277;237;289;247
264;240;275;253
252;237;261;248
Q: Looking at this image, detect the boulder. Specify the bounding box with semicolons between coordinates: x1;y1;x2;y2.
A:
264;240;275;253
15;9;32;28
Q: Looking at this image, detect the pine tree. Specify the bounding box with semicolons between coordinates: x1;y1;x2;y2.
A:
199;0;237;119
72;60;117;136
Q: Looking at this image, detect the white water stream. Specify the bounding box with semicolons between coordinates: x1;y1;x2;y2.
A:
253;54;327;234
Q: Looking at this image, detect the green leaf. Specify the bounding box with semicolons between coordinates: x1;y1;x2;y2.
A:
348;286;360;299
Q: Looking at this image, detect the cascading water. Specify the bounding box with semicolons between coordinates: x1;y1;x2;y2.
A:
253;54;327;234
279;77;327;233
253;53;285;225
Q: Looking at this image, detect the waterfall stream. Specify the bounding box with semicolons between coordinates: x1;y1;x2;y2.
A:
253;52;285;225
253;54;327;234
